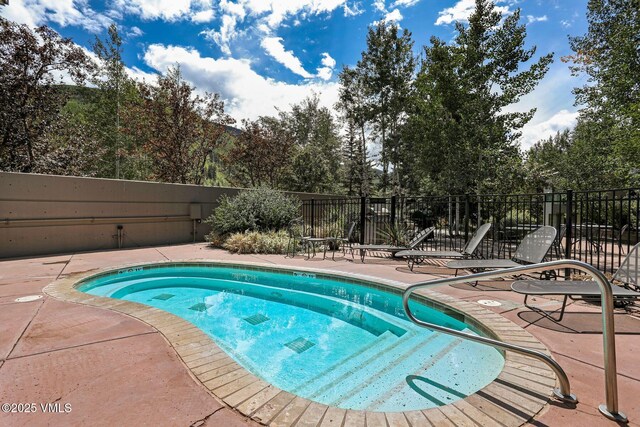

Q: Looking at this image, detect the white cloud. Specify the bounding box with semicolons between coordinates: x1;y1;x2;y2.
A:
560;19;571;28
198;0;351;53
214;0;346;30
435;0;510;26
127;26;144;38
391;0;420;7
343;2;364;17
520;110;578;149
261;36;314;78
384;8;403;23
500;62;587;149
126;66;158;83
321;52;337;68
142;44;340;121
373;0;386;12
200;14;243;55
191;9;215;23
1;0;112;32
526;15;548;24
261;0;346;29
372;8;403;26
113;0;193;21
316;52;337;80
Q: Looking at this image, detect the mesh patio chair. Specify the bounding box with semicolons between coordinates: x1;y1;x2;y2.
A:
396;223;492;271
320;221;358;261
617;224;629;255
285;218;311;259
351;226;436;262
337;221;358;258
447;226;557;277
512;242;640;321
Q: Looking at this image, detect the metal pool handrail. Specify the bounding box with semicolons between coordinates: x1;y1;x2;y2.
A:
401;259;628;423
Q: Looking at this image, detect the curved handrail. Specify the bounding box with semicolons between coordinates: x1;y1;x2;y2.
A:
402;259;628;423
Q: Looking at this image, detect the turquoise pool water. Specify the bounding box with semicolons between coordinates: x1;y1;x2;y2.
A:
78;264;504;412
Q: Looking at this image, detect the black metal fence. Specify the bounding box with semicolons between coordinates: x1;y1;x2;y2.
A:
300;188;640;274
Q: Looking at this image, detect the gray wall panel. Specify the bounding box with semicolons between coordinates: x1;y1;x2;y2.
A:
0;172;342;258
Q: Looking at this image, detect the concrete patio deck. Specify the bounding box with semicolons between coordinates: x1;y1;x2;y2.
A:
1;243;638;427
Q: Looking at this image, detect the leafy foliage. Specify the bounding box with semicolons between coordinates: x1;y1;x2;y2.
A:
222;230;289;254
0;17;94;172
124;66;234;184
407;0;552;195
523;130;571;192
205;187;301;237
282;94;342;193
1;1;638;195
377;222;411;246
91;24;149;180
340;21;416;195
221;116;294;188
337;67;374;196
563;0;640;188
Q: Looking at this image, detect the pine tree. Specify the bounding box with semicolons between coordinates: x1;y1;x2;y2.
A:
408;0;551;194
337;66;373;196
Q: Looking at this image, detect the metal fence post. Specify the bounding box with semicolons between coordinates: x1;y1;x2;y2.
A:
565;190;573;279
310;199;315;237
464;194;470;243
390;195;396;227
359;197;366;244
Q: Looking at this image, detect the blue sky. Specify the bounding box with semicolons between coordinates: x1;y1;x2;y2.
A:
2;0;589;148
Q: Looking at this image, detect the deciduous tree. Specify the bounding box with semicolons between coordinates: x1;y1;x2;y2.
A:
92;24;148;180
125;66;234;184
337;67;373;196
565;0;640;187
280;95;342;193
345;21;415;194
0;18;93;172
221;117;294;188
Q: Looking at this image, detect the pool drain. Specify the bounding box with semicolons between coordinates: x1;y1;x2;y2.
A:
477;299;502;307
14;295;43;302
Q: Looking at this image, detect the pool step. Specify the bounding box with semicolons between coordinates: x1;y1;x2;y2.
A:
308;331;463;410
300;329;439;399
340;337;465;411
291;331;399;396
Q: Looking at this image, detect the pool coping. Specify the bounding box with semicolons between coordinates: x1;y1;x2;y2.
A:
44;260;559;427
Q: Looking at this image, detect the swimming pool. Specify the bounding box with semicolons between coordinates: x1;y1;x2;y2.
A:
77;263;504;412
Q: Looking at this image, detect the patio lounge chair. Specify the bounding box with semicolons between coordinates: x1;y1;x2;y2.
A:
511;242;640;321
447;226;557;277
395;223;492;271
352;226;436;262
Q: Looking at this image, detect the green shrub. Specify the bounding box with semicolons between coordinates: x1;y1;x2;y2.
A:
377;222;411;246
502;208;533;227
205;187;301;239
204;231;226;247
223;230;290;254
